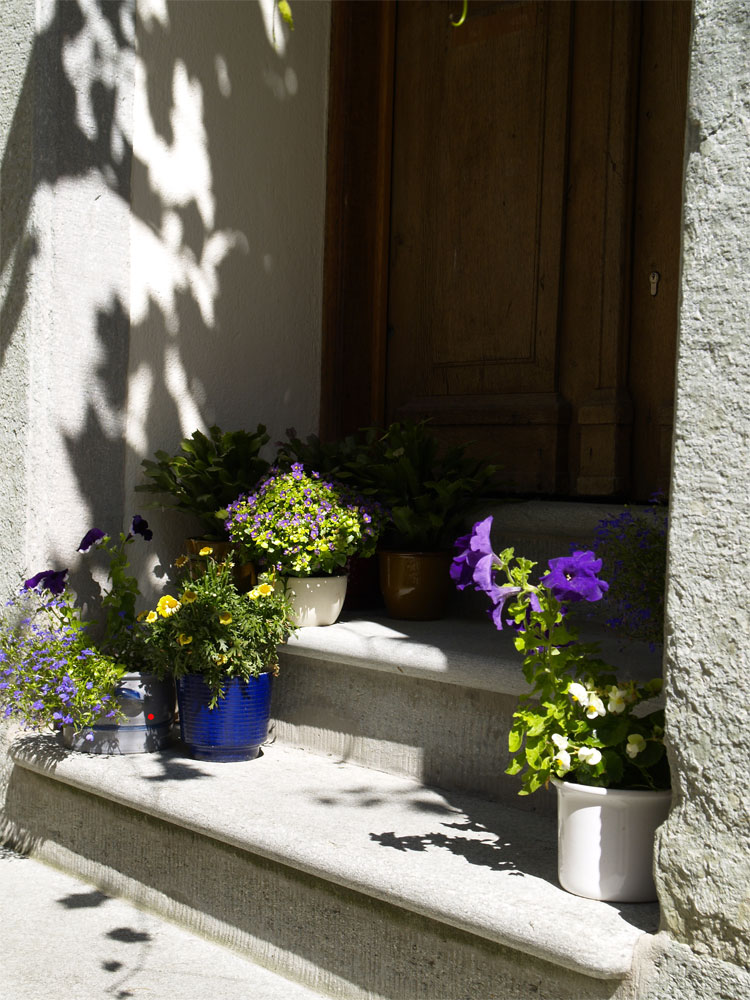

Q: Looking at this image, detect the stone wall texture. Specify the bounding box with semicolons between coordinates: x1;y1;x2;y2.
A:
654;0;750;983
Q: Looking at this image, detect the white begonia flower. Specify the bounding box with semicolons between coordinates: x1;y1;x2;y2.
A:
607;686;627;714
551;734;569;751
568;682;589;708
585;694;606;720
553;749;571;772
626;733;647;758
577;746;602;766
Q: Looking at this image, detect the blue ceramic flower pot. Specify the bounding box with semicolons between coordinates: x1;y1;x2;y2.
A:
176;673;272;762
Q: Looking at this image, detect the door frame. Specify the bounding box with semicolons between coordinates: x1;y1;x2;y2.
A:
319;0;395;440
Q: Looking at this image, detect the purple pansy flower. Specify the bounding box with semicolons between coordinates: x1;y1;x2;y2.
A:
130;515;153;541
544;550;609;604
23;569;69;595
77;528;106;553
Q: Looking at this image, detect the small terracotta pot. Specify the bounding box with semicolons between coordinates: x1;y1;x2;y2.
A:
185;538;256;593
378;550;453;620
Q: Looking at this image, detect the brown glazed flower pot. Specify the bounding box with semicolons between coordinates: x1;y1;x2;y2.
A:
378;550;453;620
185;538;256;593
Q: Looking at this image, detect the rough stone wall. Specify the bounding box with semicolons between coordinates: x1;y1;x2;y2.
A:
652;0;750;988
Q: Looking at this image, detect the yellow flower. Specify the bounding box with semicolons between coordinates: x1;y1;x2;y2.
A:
136;611;147;622
199;546;213;557
248;589;260;601
219;612;232;625
177;633;193;646
214;653;228;665
175;555;189;568
257;583;273;596
157;595;181;617
181;589;197;604
146;611;158;623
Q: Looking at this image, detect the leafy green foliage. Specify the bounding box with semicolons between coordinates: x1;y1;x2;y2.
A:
136;426;271;539
225;467;387;577
142;551;296;706
277;421;497;551
495;549;670;794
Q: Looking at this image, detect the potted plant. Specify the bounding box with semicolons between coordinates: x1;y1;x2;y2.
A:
275;427;385;609
224;464;387;626
0;575;125;745
362;421;497;620
142;548;296;761
136;425;271;589
0;516;175;754
452;516;671;902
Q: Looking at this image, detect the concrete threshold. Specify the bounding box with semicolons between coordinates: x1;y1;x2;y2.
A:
9;736;657;984
0;846;326;1000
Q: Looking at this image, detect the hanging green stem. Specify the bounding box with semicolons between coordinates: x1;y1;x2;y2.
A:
450;0;468;28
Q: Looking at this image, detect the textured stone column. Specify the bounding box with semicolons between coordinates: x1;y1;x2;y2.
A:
650;0;750;991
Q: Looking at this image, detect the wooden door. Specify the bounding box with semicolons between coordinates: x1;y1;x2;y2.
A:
386;0;572;493
321;0;691;500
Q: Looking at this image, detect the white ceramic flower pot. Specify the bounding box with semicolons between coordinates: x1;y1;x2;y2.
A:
552;777;671;902
282;575;348;627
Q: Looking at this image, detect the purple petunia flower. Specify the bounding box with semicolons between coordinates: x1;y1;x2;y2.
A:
450;516;501;597
544;551;609;604
23;569;69;595
130;515;153;541
77;528;106;553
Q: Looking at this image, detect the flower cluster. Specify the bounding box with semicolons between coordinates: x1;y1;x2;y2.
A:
0;586;124;737
224;465;387;577
142;547;296;705
0;515;154;736
592;499;668;647
452;516;669;793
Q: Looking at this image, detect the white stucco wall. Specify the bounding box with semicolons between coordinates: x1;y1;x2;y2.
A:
0;0;330;597
124;0;330;587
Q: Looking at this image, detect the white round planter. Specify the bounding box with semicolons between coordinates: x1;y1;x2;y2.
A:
552;777;671;902
282;575;348;627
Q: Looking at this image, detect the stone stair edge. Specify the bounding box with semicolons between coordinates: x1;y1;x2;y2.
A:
8;735;654;982
283;614;663;694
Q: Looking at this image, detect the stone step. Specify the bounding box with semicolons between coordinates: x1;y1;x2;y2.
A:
275;613;662;811
3;735;657;1000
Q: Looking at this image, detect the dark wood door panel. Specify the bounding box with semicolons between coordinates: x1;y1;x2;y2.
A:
386;1;572;416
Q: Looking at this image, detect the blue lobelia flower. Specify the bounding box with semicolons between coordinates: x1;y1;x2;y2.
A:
130;515;153;541
544;551;609;603
77;528;106;553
